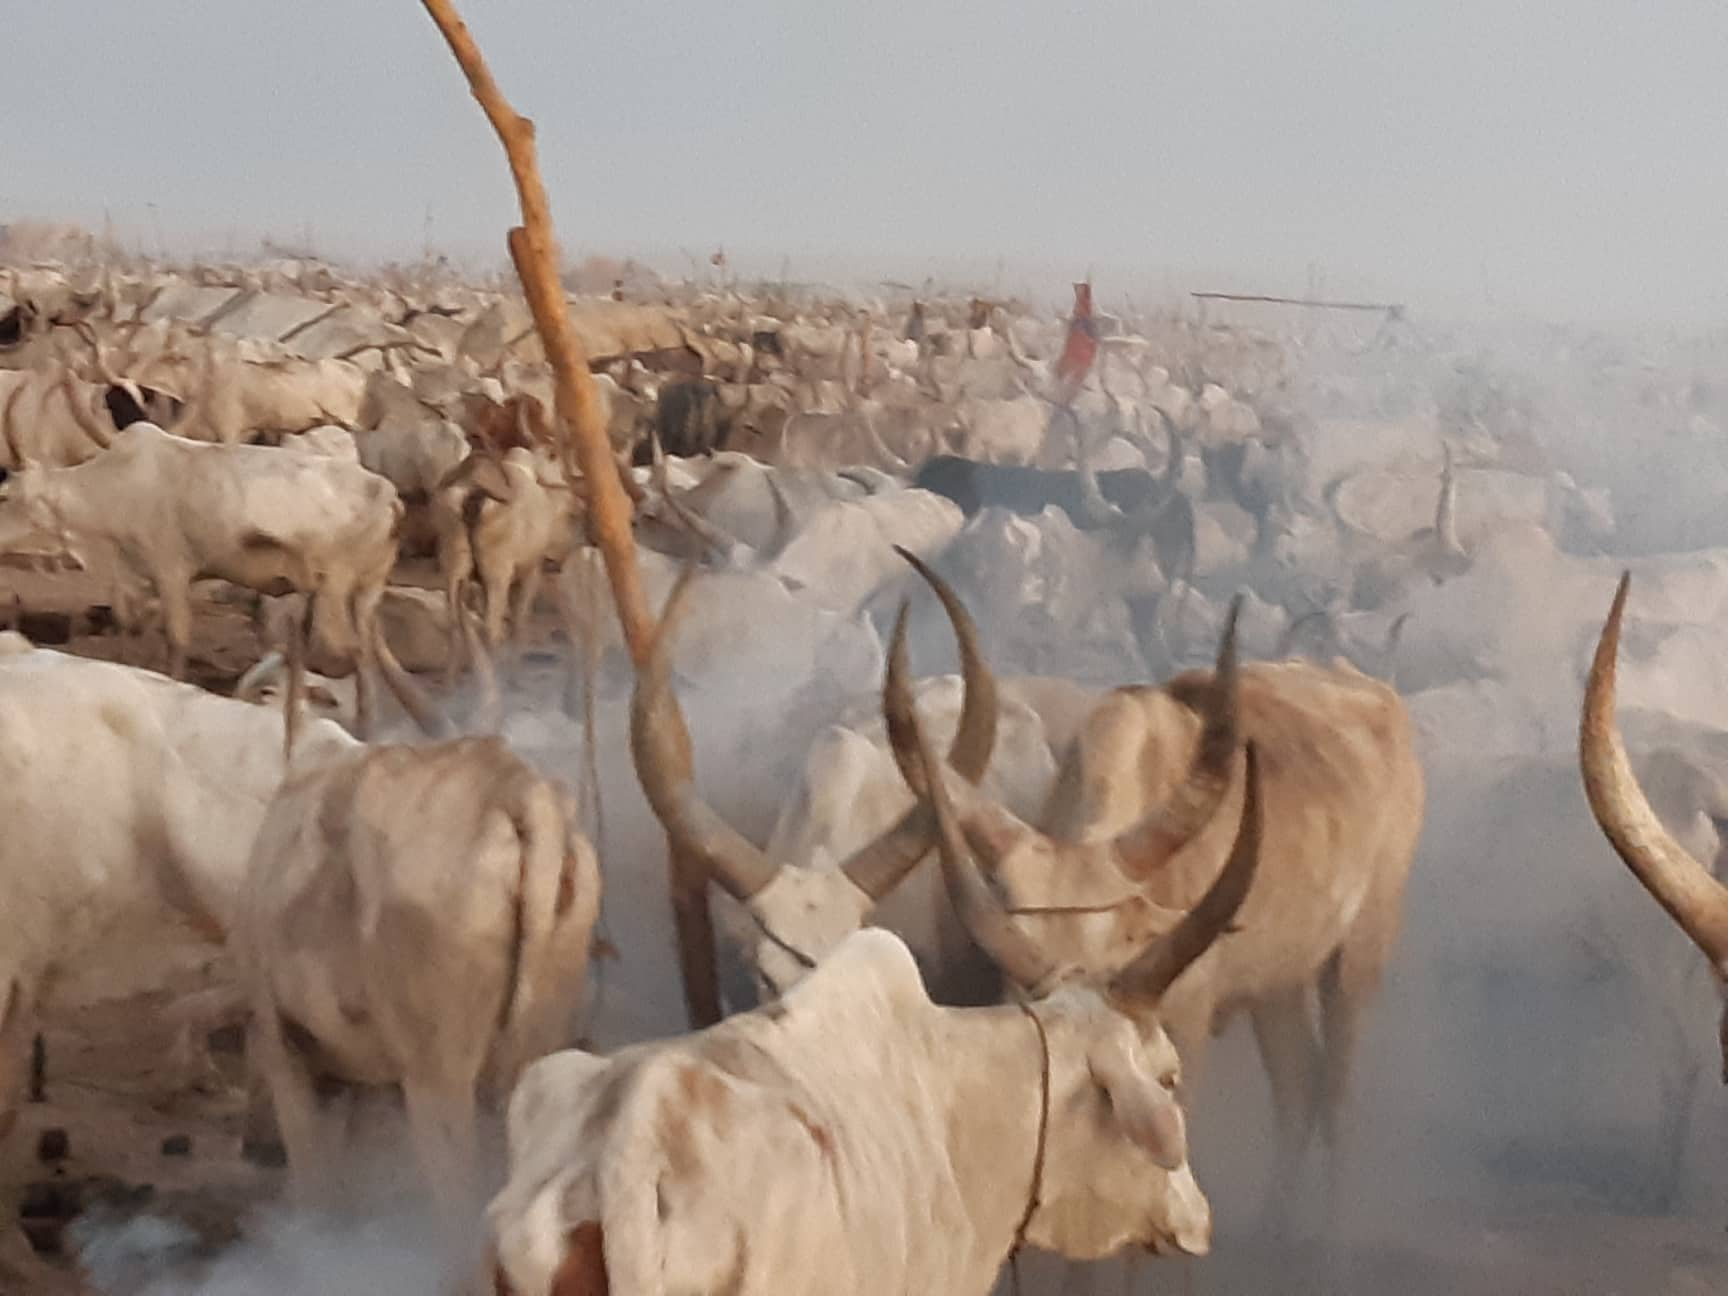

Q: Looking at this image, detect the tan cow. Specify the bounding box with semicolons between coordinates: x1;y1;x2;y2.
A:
882;590;1425;1219
236;719;601;1230
487;691;1263;1296
433;445;580;679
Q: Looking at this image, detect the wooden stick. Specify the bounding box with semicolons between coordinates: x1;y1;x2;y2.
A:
419;0;723;1028
418;0;653;664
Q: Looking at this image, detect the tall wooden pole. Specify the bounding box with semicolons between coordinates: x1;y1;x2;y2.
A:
418;0;722;1027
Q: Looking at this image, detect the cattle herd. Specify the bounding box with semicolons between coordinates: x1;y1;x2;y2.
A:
6;228;1728;1293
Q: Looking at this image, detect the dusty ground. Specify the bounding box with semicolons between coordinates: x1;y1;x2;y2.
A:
10;972;271;1294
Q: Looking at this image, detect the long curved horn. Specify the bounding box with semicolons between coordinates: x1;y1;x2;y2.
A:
885;602;1060;993
1111;594;1243;881
71;320;119;386
234;650;288;702
629;565;780;900
370;619;456;740
836;547;999;900
1109;743;1262;1007
879;597;1051;875
648;428;743;563
760;471;797;561
1065;400;1125;529
1580;571;1728;970
71;319;153;425
1435;442;1463;557
57;372;113;450
1274;608;1331;661
859;405;910;474
0;378;28;466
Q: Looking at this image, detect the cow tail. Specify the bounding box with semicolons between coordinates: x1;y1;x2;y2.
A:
496;777;597;1083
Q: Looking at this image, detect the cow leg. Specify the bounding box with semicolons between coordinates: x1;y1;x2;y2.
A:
240;1063;288;1168
160;579;193;681
400;1078;481;1236
1249;986;1322;1235
1315;946;1385;1238
1315;844;1410;1238
163;1017;226;1098
551;556;589;720
507;561;543;684
0;978;37;1144
349;587;384;742
480;557;513;657
439;530;473;691
353;648;376;741
248;1009;341;1206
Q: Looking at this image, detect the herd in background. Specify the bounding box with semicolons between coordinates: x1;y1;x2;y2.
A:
4;226;1728;1293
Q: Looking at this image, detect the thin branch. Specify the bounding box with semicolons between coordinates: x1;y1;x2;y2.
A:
419;0;723;1027
418;0;654;665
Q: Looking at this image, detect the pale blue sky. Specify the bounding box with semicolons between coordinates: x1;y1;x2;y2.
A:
6;2;1727;323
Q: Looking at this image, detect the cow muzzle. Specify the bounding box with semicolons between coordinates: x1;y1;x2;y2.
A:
1145;1165;1212;1258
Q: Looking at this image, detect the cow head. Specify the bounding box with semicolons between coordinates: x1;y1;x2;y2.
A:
233;650;357;725
890;643;1259;1259
631;547;999;1000
62;318;192;436
1581;571;1728;1079
877;592;1244;991
0;465;67;554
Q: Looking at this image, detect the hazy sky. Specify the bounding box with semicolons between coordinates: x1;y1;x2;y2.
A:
6;2;1728;324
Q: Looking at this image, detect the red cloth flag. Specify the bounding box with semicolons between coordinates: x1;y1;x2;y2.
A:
1053;281;1099;400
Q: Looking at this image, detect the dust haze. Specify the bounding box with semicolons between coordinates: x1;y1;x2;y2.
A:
9;4;1728;1295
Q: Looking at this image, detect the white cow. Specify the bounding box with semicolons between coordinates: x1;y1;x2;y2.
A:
0;640;356;1282
635;550;1093;1005
237;728;602;1229
486;701;1262;1296
0;422;405;732
0;367;165;468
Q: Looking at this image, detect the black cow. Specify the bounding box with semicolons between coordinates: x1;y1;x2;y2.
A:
912;454;1161;529
913;452;1195;588
103;383;185;432
633;378;733;466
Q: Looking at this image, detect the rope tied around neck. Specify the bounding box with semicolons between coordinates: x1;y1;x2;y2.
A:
1009;997;1053;1296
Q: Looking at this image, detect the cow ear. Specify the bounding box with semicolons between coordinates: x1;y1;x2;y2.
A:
1088;1032;1186;1172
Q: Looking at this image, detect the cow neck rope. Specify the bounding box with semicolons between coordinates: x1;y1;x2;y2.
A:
1009;998;1053;1296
